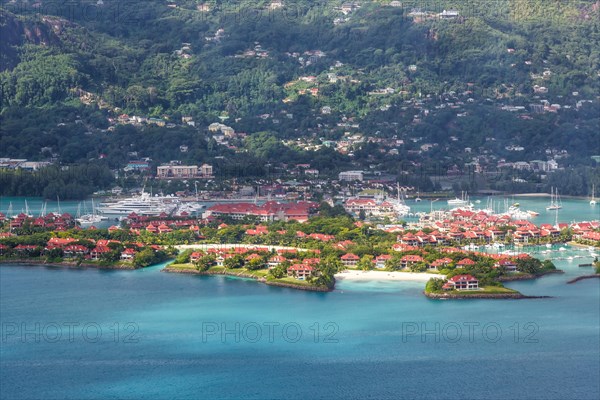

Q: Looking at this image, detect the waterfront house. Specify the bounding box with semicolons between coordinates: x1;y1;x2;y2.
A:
287;264;314;280
374;254;391;269
581;231;600;242
429;257;453;270
14;244;39;255
90;245;111;260
63;245;90;258
341;253;359;267
120;248;136;261
443;274;479;291
268;255;286;269
189;252;203;263
401;254;424;268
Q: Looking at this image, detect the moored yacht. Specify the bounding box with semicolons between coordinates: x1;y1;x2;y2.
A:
447;191;473;207
76;199;107;226
546;187;562;211
97;191;179;218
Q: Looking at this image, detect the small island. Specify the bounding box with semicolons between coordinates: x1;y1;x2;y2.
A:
423;256;559;300
164;247;334;292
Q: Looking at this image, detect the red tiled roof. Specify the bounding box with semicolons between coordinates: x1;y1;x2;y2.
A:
341;253;359;260
449;274;477;282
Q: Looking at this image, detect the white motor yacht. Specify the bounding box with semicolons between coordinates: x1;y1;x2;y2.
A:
97;192;179;218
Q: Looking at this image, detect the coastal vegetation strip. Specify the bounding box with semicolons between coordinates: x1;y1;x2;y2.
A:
163;263;331;291
496;269;564;282
424;291;552;300
0;257;139;270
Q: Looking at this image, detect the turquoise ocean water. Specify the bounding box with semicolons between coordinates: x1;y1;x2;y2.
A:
1;196;599;399
1;246;599;399
2;195;599;226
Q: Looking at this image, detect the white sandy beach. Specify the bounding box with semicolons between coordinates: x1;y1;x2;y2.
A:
335;270;445;282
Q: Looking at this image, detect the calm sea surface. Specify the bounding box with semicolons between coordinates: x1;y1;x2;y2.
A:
0;197;599;399
2;195;599;226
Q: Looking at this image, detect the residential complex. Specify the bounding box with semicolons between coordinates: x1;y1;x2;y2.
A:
156;163;213;179
207;201;318;222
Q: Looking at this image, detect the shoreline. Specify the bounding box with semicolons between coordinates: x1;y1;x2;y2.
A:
163;266;332;292
566;241;600;249
335;270;445;282
0;258;138;270
511;193;591;200
497;269;564;282
424;291;553;300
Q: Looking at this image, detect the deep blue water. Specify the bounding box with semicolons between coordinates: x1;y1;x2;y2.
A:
1;248;599;400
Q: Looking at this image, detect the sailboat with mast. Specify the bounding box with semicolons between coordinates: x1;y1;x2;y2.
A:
546;187;562;211
447;191;473;208
590;184;597;206
76;199;106;227
389;183;411;217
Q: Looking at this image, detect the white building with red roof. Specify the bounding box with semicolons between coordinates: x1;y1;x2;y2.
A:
287;264;315;280
495;259;517;272
207;201;317;222
374;254;391;269
443;274;479;290
401;254;424;268
456;258;476;268
340;253;359;267
268;255;286;268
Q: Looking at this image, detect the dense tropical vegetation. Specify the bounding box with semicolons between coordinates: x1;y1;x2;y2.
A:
1;1;599;197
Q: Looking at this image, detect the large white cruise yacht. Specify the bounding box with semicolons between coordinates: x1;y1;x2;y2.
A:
97;191;180;218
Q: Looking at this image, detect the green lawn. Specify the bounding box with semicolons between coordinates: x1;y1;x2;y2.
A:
447;286;519;295
271;277;314;286
205;266;269;278
167;263;198;270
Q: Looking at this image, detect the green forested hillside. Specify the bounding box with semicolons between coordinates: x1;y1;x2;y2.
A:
1;0;599;196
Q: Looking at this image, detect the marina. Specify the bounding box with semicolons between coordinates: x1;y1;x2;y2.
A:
2;194;599;226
